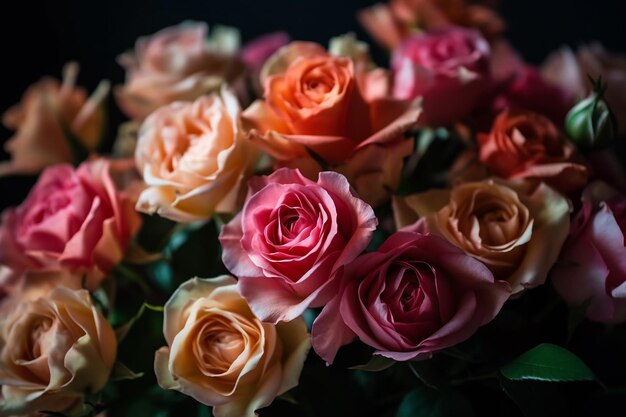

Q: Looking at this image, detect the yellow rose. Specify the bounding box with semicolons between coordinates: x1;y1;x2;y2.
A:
0;287;116;416
394;179;570;294
135;88;259;222
154;276;310;417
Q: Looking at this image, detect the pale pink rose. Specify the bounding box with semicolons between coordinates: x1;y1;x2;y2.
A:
543;44;626;135
312;231;510;363
134;88;259;222
0;287;116;416
0;159;142;294
552;182;626;322
392;27;491;126
116;22;245;121
477;110;589;193
219;168;377;323
1;63;108;177
394;179;570;294
154;276;310;417
243;41;421;206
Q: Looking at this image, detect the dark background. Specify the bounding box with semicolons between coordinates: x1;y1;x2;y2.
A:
1;0;625;209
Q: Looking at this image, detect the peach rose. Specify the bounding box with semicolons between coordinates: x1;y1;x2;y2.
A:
0;159;142;295
394;179;570;293
244;42;421;206
0;287;116;416
477;110;589;193
116;22;245;121
135;88;258;222
0;63;108;177
154;276;310;417
543;44;626;135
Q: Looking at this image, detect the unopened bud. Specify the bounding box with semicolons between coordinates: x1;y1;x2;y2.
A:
566;77;618;151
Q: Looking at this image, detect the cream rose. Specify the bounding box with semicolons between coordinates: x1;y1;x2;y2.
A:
135;88;259;222
0;287;116;416
154;276;310;417
394;179;570;293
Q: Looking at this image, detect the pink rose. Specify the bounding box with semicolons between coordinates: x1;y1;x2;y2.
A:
552;182;626;322
312;231;510;363
1;63;108;177
392;26;491;126
241;32;290;71
116;22;245;121
219;168;377;323
543;44;626;135
357;0;505;50
0;159;142;294
155;276;310;417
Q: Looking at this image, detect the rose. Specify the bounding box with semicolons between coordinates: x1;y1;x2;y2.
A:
543;44;626;136
154;276;310;417
391;27;491;126
312;231;510;363
134;88;259;222
357;0;505;50
1;63;108;177
243;41;421;206
498;66;575;127
219;168;377;323
477;110;589;193
0;158;142;294
115;21;245;121
552;182;626;322
0;287;116;416
394;179;570;294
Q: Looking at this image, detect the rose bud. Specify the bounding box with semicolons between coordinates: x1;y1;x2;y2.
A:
566;78;618;151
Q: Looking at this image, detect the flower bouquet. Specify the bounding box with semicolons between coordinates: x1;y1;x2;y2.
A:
1;1;626;416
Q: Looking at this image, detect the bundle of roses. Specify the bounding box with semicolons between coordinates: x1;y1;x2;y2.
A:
1;1;626;416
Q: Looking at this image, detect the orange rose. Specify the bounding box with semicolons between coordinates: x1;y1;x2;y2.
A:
394;179;570;293
244;42;421;206
155;276;310;417
477;111;588;193
1;63;108;177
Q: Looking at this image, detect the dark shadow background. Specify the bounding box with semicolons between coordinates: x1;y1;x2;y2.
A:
1;0;625;209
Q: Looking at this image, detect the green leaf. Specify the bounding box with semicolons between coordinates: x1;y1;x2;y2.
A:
395;386;474;417
110;361;144;381
500;343;595;382
350;355;396;372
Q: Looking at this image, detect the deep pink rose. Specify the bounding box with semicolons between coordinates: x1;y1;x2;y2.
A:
391;26;491;126
219;168;377;323
499;66;574;127
552;182;626;322
241;32;290;72
0;159;142;294
312;231;510;363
